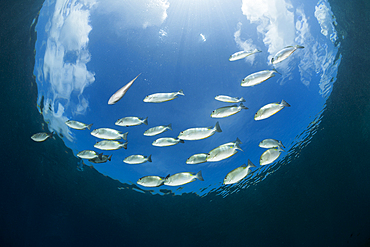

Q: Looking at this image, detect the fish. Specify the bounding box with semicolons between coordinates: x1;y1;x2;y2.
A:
137;175;169;187
223;159;257;185
89;154;112;164
123;154;152;164
211;103;248;118
215;95;246;103
31;132;54;142
164;171;204;186
271;45;304;64
254;100;291;120
77;150;101;159
108;73;141;105
207;138;243;162
241;69;279;87
94;140;128;150
186;153;208;164
229;49;262;61
178;122;222;140
259;139;285;149
144;124;172;136
152;137;184;147
91;128;128;140
115;117;148;127
260;147;284;165
65;120;93;130
143;89;184;103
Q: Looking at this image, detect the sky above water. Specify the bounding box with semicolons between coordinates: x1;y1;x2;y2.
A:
34;0;340;196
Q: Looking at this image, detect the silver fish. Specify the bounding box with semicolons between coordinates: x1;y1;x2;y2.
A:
254;100;290;121
152;137;184;147
115;117;148;127
259;139;285;149
108;73;141;105
178;122;222;140
65;120;93;130
271;45;304;64
211;103;248;118
229;49;261;61
94;140;128;150
123;154;152;164
241;69;278;87
77;150;101;159
186;153;208;164
223;159;256;185
91;128;128;140
215;95;246;103
260;147;284;165
164;171;204;186
137;175;168;187
143;89;184;103
207;138;243;162
144;124;172;136
31;132;54;142
89;154;112;164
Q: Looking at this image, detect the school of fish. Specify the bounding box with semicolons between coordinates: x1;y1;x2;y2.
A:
31;45;304;188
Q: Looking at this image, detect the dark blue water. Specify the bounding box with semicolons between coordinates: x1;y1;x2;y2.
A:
1;0;370;246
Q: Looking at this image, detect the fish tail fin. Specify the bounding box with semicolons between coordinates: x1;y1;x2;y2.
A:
179;139;185;143
108;155;112;161
214;121;222;132
143;117;148;125
277;146;285;152
239;97;246;102
279;140;285;149
147;154;152;162
98;153;103;159
87;123;93;130
196;171;204;181
121;132;128;140
178;89;185;96
295;45;305;49
272;68;281;75
280;99;291;107
167;123;172;131
236;143;244;152
123;142;128;149
247;159;257;168
239;103;249;110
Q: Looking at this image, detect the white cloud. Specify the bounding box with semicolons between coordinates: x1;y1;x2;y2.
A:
314;0;338;43
95;0;170;31
41;0;96;141
241;0;295;61
233;22;258;64
59;7;92;51
239;0;340;95
295;3;340;96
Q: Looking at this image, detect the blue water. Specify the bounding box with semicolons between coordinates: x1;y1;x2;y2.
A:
1;0;370;246
33;0;340;196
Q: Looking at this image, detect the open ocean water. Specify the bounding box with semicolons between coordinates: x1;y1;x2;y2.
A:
1;0;370;246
